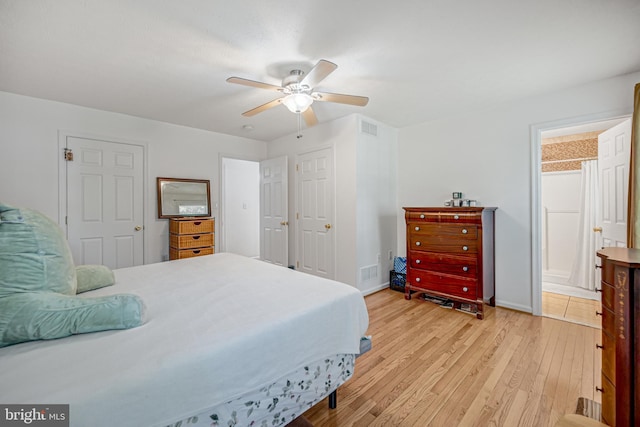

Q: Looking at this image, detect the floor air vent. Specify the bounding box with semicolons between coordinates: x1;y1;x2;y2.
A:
360;265;378;281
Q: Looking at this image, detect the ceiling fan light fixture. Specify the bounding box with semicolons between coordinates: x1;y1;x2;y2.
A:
282;93;313;113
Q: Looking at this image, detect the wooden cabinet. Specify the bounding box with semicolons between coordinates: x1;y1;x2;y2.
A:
403;207;497;319
596;247;640;426
169;217;215;260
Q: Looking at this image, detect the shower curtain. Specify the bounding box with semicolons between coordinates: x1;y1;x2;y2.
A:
567;160;599;291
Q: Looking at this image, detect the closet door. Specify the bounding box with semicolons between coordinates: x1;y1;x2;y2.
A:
296;147;335;280
260;156;288;266
65;136;144;269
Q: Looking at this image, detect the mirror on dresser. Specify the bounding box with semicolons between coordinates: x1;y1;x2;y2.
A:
157;177;211;219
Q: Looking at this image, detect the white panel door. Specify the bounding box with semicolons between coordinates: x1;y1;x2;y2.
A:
296;147;334;279
598;119;632;248
260;156;288;266
66;137;144;269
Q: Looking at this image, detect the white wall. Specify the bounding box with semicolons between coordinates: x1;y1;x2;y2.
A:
397;71;640;313
268;114;398;293
356;117;398;294
541;171;581;284
222;158;260;258
0;91;267;264
268;115;358;286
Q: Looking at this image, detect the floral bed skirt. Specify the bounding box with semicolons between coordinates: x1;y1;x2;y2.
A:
165;353;356;427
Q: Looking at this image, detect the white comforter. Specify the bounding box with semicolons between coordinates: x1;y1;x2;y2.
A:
0;253;369;427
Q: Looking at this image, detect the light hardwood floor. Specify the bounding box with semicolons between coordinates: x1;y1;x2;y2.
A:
304;289;601;427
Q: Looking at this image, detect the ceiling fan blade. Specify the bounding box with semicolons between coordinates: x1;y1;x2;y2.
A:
300;60;337;89
302;107;318;127
227;77;283;92
242;98;283;117
312;91;369;107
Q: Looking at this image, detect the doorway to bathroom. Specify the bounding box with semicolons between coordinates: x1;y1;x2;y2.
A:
540;117;631;327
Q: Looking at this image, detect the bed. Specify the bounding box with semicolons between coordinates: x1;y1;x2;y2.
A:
0;253;369;427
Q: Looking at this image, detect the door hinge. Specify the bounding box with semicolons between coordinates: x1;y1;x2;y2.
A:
296;261;299;268
65;216;68;225
296;212;299;220
63;148;74;161
296;163;299;172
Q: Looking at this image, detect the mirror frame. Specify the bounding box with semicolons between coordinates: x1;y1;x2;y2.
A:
156;177;211;219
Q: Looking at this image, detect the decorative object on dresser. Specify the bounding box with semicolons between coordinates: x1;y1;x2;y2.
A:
403;207;497;320
595;247;640;426
169;217;215;260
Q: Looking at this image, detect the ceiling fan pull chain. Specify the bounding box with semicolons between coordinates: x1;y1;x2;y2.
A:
296;112;303;139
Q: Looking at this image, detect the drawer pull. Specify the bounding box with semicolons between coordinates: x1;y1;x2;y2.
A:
596;386;604;393
595;288;602;293
463;287;468;292
595;311;602;316
420;214;425;219
462;229;468;234
192;250;201;254
194;221;201;226
454;215;459;220
416;242;421;246
415;277;421;282
462;246;468;251
462;266;468;272
596;344;603;350
415;226;420;231
192;235;201;240
416;259;421;264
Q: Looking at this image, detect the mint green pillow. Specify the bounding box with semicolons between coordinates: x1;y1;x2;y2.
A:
0;203;77;297
0;292;145;345
76;264;116;294
0;203;146;348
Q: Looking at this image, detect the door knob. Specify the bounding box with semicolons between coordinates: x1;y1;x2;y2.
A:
593;227;602;233
134;226;142;231
280;221;288;226
325;224;332;230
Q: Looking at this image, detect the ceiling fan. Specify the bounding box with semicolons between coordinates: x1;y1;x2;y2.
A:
226;59;369;128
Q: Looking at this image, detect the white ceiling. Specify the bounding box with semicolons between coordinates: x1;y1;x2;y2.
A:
1;0;639;141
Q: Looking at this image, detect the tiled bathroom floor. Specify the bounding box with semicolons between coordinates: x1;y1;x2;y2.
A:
542;291;601;329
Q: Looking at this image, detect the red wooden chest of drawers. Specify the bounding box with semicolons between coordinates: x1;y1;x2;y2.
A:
403;207;497;319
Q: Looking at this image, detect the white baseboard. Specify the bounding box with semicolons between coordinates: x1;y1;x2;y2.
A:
361;283;390;296
542;272;570;285
495;299;533;314
542;282;599;300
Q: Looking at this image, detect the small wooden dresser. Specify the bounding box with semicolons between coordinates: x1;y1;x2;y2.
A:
595;247;640;426
403;207;497;319
169;217;215;260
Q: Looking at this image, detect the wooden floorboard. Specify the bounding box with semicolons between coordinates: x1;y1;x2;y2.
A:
303;289;600;427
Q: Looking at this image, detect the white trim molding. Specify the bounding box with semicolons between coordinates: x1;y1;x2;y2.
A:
530;110;631;316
